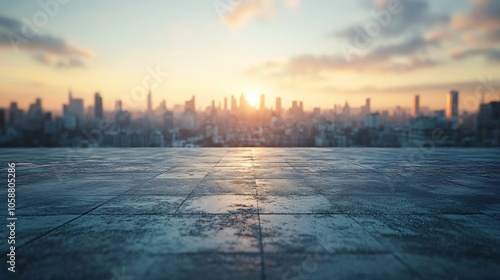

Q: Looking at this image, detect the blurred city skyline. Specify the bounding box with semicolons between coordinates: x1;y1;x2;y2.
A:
1;0;500;113
2;83;499;148
0;87;471;115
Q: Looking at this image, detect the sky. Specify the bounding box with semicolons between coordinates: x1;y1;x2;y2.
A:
0;0;499;114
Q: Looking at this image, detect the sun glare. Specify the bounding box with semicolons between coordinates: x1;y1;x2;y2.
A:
246;91;259;107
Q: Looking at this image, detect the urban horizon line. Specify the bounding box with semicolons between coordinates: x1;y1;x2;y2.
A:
3;88;485;117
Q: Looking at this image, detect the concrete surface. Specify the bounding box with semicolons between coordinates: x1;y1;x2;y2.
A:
0;148;499;279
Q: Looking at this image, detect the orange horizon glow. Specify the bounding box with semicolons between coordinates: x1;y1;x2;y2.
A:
1;1;499;115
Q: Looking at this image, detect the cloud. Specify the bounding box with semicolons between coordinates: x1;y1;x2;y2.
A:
452;0;500;45
218;0;299;28
445;0;500;61
364;36;437;60
449;48;500;62
244;0;494;98
424;29;455;43
0;16;21;30
334;0;448;39
33;53;85;68
0;33;94;57
246;0;500;83
317;79;494;96
56;57;85;68
246;35;440;79
0;15;93;68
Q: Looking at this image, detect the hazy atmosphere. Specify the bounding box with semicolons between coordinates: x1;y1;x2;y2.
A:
1;0;499;113
1;2;500;279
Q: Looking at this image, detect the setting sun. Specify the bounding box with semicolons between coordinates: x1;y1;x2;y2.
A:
245;91;259;108
2;1;500;278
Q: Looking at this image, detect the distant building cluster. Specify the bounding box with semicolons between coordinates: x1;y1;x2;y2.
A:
1;90;499;148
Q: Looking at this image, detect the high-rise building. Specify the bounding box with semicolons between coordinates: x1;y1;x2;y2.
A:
27;98;43;118
342;101;350;117
231;95;237;112
9;102;24;126
313;107;321;118
434;110;446;121
147;88;152;112
239;94;248;112
276;97;282;115
260;94;265;111
72;100;84;119
159;100;167;112
0;108;5;134
35;98;41;109
413;95;420;117
365;98;371;114
364;112;380;129
185;96;195;113
94;92;103;119
446;90;459;121
477;101;500;146
64;90;85;127
24;98;44;132
23;98;45;132
290;100;303;115
224;97;228;111
115;100;123;111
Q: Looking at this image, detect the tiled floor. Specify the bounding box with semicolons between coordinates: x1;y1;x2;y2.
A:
1;148;500;279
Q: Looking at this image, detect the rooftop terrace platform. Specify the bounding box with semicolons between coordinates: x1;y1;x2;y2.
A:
1;148;500;279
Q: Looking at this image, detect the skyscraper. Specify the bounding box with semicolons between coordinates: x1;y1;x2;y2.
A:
413;95;420;117
224;97;228;111
9;102;24;126
159;100;167;112
231;95;237;112
260;94;265;111
24;98;44;131
365;98;371;114
27;99;42;118
239;94;247;112
477;101;500;146
115;100;123;111
35;98;42;110
65;90;84;127
94;92;103;119
185;96;195;113
343;101;350;117
0;108;5;134
276;97;282;115
364;112;380;129
147;88;152;112
446;90;459;121
25;99;43;131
